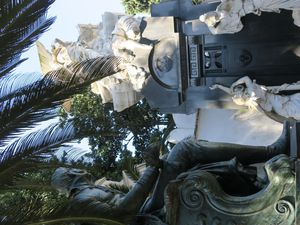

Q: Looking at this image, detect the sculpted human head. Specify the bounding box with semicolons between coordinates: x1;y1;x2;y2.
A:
120;16;141;41
51;167;93;196
51;39;73;66
126;26;140;41
231;84;250;106
77;24;100;44
51;167;117;202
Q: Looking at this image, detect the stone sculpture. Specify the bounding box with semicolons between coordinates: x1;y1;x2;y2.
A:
210;76;300;122
165;154;295;225
48;2;300;224
199;0;300;34
37;13;152;112
142;122;289;213
111;15;152;61
52;122;292;224
51;166;159;224
52;38;102;66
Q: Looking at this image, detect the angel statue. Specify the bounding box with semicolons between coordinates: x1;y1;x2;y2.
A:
210;76;300;122
48;14;151;67
111;15;152;61
37;12;152;112
199;0;300;34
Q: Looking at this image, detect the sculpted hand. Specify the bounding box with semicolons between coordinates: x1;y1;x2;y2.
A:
210;83;232;94
231;76;251;88
268;87;280;94
209;84;221;90
127;29;141;41
142;143;163;168
126;64;146;77
199;11;222;27
230;76;253;94
268;83;291;94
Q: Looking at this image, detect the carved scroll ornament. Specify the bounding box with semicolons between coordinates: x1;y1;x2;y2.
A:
165;154;295;225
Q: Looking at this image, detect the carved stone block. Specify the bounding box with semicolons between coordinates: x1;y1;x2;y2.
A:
165;155;296;225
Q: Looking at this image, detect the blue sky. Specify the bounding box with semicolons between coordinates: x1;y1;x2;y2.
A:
17;0;125;73
11;0;126;154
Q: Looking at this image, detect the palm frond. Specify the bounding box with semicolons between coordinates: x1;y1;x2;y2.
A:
0;107;59;147
0;56;124;144
121;156;141;180
56;146;91;162
0;72;42;102
0;155;92;191
0;121;79;185
0;58;27;77
24;197;128;225
0;0;56;76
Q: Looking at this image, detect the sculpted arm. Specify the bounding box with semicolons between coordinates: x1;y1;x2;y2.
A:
266;82;300;94
210;76;255;96
210;84;232;95
231;76;254;93
117;166;159;213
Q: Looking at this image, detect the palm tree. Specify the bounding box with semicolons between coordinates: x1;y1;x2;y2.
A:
0;56;125;180
0;0;56;76
0;58;126;225
0;1;127;224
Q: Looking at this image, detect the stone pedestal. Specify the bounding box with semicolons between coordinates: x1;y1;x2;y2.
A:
165;155;296;225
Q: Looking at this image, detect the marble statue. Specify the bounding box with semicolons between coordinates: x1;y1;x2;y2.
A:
90;15;151;111
52;38;102;66
89;64;147;111
210;76;300;121
199;0;300;34
111;15;152;61
77;24;106;53
37;12;152;112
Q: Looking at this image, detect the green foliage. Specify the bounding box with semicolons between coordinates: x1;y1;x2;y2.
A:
59;88;174;179
121;0;161;14
0;0;176;223
0;3;125;223
0;167;67;224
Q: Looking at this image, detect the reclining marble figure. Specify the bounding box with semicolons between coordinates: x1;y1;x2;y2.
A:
210;76;300;122
199;0;300;34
